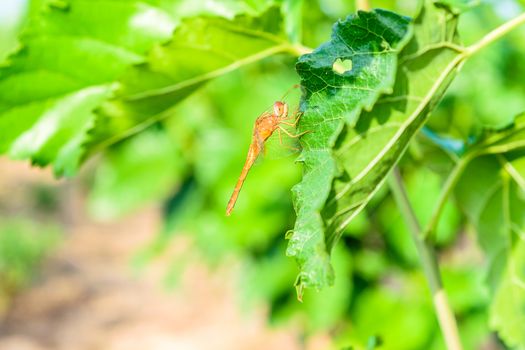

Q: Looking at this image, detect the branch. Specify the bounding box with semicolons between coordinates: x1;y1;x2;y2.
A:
287;44;314;57
422;152;474;240
388;167;463;350
465;12;525;57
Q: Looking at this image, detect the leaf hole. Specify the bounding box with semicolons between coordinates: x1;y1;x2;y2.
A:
332;58;352;74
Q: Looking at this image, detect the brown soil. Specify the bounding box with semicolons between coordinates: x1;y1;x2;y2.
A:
0;159;306;350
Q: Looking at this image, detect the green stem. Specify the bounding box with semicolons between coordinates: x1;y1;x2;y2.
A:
287;43;313;57
465;12;525;57
422;153;474;240
388;168;463;350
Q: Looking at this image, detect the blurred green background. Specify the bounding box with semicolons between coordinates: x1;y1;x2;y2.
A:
1;1;524;349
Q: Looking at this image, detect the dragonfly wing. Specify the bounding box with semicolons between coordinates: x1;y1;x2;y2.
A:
254;129;266;162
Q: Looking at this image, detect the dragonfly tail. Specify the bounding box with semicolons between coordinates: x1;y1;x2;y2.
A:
226;144;259;216
226;170;248;216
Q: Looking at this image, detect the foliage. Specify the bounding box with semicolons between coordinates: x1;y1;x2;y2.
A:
2;0;525;348
289;8;411;291
0;218;59;312
453;115;525;347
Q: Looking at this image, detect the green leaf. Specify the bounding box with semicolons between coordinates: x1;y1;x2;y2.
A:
441;266;489;314
456;157;513;282
86;6;288;154
490;240;525;348
379;167;461;265
0;217;60;299
455;136;525;347
479;113;525;155
290;2;464;290
300;246;353;330
345;274;435;349
0;0;178;176
455;113;525;264
289;8;412;292
282;0;303;44
0;0;281;176
87;127;183;220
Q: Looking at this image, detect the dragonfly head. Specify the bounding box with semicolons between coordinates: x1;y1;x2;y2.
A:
273;101;288;117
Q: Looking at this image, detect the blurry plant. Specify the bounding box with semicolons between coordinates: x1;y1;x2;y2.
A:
1;0;525;349
0;218;59;313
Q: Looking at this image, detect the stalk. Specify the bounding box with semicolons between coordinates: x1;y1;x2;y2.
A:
388;168;463;350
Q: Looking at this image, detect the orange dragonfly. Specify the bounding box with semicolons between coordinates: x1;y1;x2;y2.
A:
226;98;308;216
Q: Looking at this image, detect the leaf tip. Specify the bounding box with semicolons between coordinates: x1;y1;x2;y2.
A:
294;273;305;302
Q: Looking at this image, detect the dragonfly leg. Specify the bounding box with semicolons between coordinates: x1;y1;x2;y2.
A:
281;144;300;152
279;126;310;138
281;106;301;120
280;112;303;127
278;127;300;152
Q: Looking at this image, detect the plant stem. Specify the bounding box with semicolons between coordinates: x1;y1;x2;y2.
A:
287;43;313;57
388;167;463;350
422;153;473;240
465;12;525;57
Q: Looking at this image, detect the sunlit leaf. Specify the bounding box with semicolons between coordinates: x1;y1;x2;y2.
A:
0;0;283;176
0;0;178;176
86;6;288;154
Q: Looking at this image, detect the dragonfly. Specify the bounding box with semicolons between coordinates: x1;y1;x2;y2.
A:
226;97;308;216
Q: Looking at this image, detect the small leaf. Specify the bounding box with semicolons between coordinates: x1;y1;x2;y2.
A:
456;156;510;265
